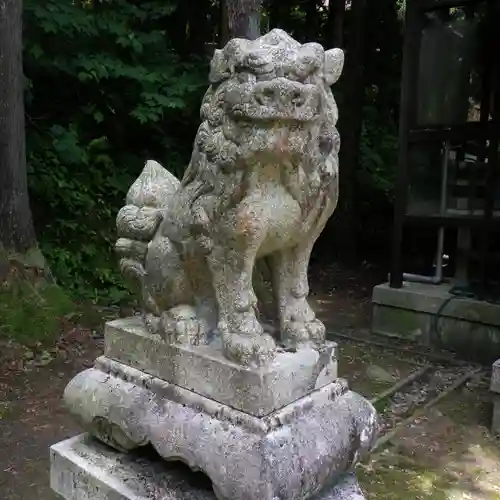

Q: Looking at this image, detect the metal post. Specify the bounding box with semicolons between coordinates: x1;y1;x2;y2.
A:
389;0;422;288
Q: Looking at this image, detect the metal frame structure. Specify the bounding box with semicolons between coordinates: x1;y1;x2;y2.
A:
390;0;500;296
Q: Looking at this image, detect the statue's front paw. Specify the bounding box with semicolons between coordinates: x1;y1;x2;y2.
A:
282;318;325;348
222;331;276;368
219;312;276;367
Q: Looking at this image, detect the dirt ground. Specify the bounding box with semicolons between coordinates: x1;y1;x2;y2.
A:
1;263;500;499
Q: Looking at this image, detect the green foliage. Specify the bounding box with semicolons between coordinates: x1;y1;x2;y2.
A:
22;0;402;300
358;99;399;201
24;0;208;300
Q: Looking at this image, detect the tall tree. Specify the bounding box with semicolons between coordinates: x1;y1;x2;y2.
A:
0;0;44;271
303;0;319;42
221;0;263;45
186;0;213;56
267;0;291;30
326;0;345;48
335;0;367;261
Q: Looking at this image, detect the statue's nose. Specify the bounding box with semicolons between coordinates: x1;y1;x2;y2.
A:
254;79;308;110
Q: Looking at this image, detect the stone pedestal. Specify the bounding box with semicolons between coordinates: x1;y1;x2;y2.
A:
52;319;378;500
104;317;339;417
372;281;500;363
50;435;367;500
490;359;500;434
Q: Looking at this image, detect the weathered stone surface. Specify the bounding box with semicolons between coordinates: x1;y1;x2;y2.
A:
63;358;378;500
115;28;344;367
51;434;368;500
105;317;338;416
326;473;367;500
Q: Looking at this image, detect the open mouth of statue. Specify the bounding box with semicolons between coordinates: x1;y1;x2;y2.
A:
225;78;321;123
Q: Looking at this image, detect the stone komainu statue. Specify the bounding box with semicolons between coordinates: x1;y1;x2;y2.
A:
115;29;344;367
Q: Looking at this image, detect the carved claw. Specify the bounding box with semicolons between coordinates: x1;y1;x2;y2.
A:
144;313;161;335
282;318;326;348
160;305;209;346
222;331;276;368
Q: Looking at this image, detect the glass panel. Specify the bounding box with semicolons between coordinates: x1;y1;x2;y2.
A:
416;3;489;127
406;137;500;217
407;142;444;216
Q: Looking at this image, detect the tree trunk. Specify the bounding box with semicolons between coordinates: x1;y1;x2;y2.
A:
335;0;367;262
187;0;212;56
170;1;188;57
304;0;319;42
221;0;262;45
267;0;290;30
326;0;345;48
0;0;44;269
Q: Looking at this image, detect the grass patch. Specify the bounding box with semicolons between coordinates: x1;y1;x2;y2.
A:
0;266;75;345
357;457;457;500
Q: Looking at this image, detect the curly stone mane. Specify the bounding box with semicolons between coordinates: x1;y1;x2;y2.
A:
179;32;341;218
179;83;240;204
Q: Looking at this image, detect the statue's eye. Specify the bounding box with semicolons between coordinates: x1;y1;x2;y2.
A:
237;71;256;84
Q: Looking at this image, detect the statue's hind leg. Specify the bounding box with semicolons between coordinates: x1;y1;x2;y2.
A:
144;234;212;345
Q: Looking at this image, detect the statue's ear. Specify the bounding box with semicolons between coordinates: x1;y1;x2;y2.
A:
209;49;230;84
323;48;344;86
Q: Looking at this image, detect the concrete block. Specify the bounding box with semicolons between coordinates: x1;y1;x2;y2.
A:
371;282;500;362
492;395;500;435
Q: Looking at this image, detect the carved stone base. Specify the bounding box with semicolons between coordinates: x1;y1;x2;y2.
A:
63;357;378;500
105;318;338;416
50;434;368;500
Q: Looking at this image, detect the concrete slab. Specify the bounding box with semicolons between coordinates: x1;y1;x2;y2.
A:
50;434;367;500
50;434;216;500
372;282;500;326
104;317;338;417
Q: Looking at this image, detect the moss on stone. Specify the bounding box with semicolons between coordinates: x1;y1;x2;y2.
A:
357;459;455;500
